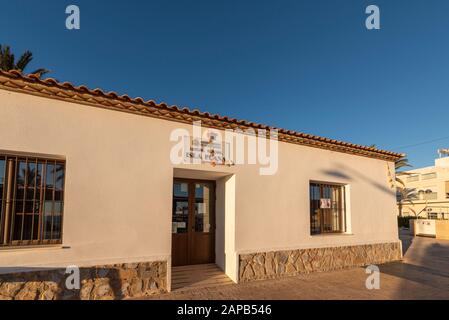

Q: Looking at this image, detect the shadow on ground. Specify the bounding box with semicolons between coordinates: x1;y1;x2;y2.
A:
380;230;449;298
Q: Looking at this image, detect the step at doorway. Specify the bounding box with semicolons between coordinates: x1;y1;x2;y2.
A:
171;264;234;292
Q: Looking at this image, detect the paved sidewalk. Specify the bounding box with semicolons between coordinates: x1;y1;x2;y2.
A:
147;233;449;300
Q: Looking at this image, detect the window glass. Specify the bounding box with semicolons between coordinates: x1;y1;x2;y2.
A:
43;213;53;240
0;159;5;186
174;182;189;197
52;216;62;240
17;161;27;187
195;183;211;232
55;164;64;190
46;163;55;188
27;162;37;186
172;182;189;234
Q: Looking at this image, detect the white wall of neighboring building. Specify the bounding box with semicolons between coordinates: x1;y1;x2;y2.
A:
0;89;400;278
399;156;449;219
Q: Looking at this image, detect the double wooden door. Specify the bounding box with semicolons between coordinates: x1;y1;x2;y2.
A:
171;179;215;267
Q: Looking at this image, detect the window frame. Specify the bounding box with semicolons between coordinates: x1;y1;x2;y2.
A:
406;174;420;182
0;152;66;248
309;181;347;236
421;172;437;180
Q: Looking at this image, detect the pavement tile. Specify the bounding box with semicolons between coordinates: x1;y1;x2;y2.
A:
145;234;449;300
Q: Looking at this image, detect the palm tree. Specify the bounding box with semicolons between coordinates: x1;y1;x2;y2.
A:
397;187;418;217
395;156;416;217
0;45;49;77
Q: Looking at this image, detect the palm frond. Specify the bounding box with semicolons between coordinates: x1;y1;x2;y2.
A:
15;50;33;71
395;158;412;170
0;45;15;71
30;68;50;78
0;44;50;76
394;156;413;187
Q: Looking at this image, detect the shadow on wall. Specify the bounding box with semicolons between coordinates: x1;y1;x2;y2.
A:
321;170;352;180
0;261;167;300
322;162;395;197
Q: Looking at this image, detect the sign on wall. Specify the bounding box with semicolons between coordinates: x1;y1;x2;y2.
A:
184;133;231;166
320;198;331;209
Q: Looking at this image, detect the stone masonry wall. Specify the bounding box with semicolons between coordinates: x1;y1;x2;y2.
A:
239;242;402;282
0;261;167;300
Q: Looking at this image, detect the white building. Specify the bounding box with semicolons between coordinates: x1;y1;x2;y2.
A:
0;70;402;299
399;153;449;219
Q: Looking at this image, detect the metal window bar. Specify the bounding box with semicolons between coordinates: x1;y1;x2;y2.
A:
58;164;65;241
0;154;65;247
310;182;346;235
51;161;56;240
19;158;29;242
9;157;18;244
38;161;44;241
30;158;38;241
0;156;6;244
42;160;47;240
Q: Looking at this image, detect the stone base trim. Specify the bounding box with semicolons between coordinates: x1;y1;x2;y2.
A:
239;242;402;282
0;261;167;300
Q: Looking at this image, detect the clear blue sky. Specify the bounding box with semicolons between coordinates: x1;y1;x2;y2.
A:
1;0;449;168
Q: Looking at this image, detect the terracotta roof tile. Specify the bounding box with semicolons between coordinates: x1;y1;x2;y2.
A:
0;69;403;161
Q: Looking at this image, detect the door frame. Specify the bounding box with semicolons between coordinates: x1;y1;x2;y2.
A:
172;178;216;266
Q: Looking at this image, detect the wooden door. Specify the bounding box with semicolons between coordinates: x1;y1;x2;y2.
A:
172;179;215;266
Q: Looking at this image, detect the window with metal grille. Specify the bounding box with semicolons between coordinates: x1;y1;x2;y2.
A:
310;182;346;235
0;154;65;247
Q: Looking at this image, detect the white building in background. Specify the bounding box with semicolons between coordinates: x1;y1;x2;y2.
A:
399;152;449;219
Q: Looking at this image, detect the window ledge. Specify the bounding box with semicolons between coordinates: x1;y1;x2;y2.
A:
310;233;354;237
0;245;69;253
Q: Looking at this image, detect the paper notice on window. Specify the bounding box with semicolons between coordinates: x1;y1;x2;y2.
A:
197;203;205;214
320;198;331;209
180;183;188;193
177;222;186;228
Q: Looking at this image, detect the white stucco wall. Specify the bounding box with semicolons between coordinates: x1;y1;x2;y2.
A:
0;89;399;277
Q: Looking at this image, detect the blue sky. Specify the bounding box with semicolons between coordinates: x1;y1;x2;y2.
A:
1;0;449;167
